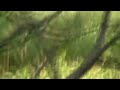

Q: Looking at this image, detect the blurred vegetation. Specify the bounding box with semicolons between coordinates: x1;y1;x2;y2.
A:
0;11;120;79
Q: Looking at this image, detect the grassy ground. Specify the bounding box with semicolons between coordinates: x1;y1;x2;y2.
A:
0;11;120;79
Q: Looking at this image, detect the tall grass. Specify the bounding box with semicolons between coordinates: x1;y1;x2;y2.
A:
0;11;120;79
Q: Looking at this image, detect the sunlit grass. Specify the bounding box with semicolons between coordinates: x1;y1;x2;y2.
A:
0;11;120;79
1;61;120;79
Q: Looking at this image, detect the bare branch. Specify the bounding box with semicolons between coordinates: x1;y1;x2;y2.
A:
66;11;111;79
30;57;48;79
0;11;62;53
66;33;120;79
29;11;62;79
95;11;111;50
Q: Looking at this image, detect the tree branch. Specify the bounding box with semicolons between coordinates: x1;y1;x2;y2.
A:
0;11;62;53
95;11;111;50
30;57;48;79
66;33;120;79
29;11;62;79
66;11;111;79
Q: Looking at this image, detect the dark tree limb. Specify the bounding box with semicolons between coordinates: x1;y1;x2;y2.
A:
0;11;62;53
30;57;48;79
66;11;111;79
66;33;120;79
33;11;62;35
95;11;111;50
29;11;63;79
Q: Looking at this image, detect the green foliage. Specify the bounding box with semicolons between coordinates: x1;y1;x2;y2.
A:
0;11;120;79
